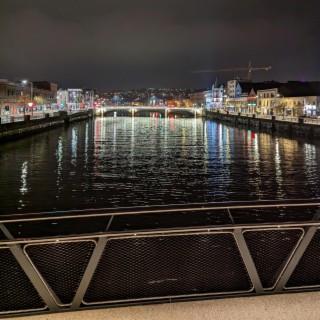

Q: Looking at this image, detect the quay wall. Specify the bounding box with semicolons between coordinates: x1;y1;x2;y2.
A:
206;111;320;138
0;110;93;143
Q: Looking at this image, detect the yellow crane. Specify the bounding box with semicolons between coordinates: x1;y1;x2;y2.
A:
190;61;272;81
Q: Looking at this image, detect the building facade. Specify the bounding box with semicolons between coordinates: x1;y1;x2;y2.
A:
189;85;225;109
225;81;283;113
206;85;224;110
57;89;85;110
257;82;320;116
0;79;57;116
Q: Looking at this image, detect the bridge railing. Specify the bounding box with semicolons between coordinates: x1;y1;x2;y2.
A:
1;199;320;317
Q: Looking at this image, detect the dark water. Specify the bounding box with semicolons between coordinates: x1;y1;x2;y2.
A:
1;117;320;215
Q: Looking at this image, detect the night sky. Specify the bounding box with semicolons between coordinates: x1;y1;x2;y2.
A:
0;0;319;90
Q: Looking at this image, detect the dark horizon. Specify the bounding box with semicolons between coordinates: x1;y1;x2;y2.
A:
0;0;319;91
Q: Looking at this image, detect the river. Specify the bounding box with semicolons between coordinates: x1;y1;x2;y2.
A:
0;116;320;215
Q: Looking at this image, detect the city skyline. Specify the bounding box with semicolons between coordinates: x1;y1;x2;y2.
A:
0;0;319;90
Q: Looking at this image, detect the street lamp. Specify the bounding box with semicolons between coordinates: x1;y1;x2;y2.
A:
22;80;33;117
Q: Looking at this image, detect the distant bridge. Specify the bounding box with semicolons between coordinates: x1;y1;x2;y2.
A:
94;106;205;118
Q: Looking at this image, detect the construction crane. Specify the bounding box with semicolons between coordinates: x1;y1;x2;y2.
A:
190;61;272;81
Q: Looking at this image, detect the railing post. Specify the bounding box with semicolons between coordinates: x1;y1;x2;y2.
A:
234;229;264;293
274;226;318;291
275;209;320;291
70;215;114;309
70;237;108;309
0;224;60;311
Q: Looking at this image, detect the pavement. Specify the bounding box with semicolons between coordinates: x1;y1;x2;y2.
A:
9;291;320;320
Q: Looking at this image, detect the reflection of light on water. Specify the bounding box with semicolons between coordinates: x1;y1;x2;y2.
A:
203;121;208;174
130;117;135;166
113;121;117;153
304;143;318;196
253;133;259;157
219;124;223;160
252;133;260;173
225;128;230;163
84;123;89;166
10;115;320;212
20;161;28;195
206;121;231;200
71;128;78;166
170;118;175;131
181;127;186;157
275;139;284;198
56;137;63;186
203;121;207;147
304;143;316;170
193;118;197;139
218;125;231;164
249;131;262;197
94;117;107;143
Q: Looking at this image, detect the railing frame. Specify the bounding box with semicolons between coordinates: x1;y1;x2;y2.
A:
1;199;320;317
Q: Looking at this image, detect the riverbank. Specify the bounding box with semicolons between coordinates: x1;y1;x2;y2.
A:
0;110;93;143
207;111;320;138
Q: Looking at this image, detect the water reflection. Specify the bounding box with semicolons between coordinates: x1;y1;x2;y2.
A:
275;139;285;198
71;128;78;167
304;143;319;197
1;117;320;213
84;123;89;167
20;161;28;195
56;137;63;188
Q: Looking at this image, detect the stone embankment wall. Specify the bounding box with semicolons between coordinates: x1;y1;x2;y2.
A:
207;111;320;138
0;110;93;143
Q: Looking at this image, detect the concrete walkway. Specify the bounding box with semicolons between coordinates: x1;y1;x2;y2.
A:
10;292;320;320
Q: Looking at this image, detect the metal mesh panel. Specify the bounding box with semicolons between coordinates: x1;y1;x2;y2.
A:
0;229;6;240
25;241;96;305
286;229;320;288
84;233;252;304
244;229;303;289
0;248;46;314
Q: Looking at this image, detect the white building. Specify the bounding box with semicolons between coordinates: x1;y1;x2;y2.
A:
205;84;224;110
57;89;84;110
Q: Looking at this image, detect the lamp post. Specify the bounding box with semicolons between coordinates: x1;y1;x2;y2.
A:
22;80;33;117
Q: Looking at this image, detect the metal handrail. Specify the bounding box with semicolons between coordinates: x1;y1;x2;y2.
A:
1;222;320;247
1;199;320;223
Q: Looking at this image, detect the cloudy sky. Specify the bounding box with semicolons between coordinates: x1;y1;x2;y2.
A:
0;0;319;90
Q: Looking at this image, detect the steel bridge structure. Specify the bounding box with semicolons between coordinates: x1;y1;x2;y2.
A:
1;199;320;317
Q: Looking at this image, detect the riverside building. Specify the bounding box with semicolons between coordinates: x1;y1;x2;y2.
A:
0;79;57;117
189;84;224;109
257;81;320;116
57;89;85;110
225;80;283;113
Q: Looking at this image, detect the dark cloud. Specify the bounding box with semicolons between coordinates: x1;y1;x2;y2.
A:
0;0;319;90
